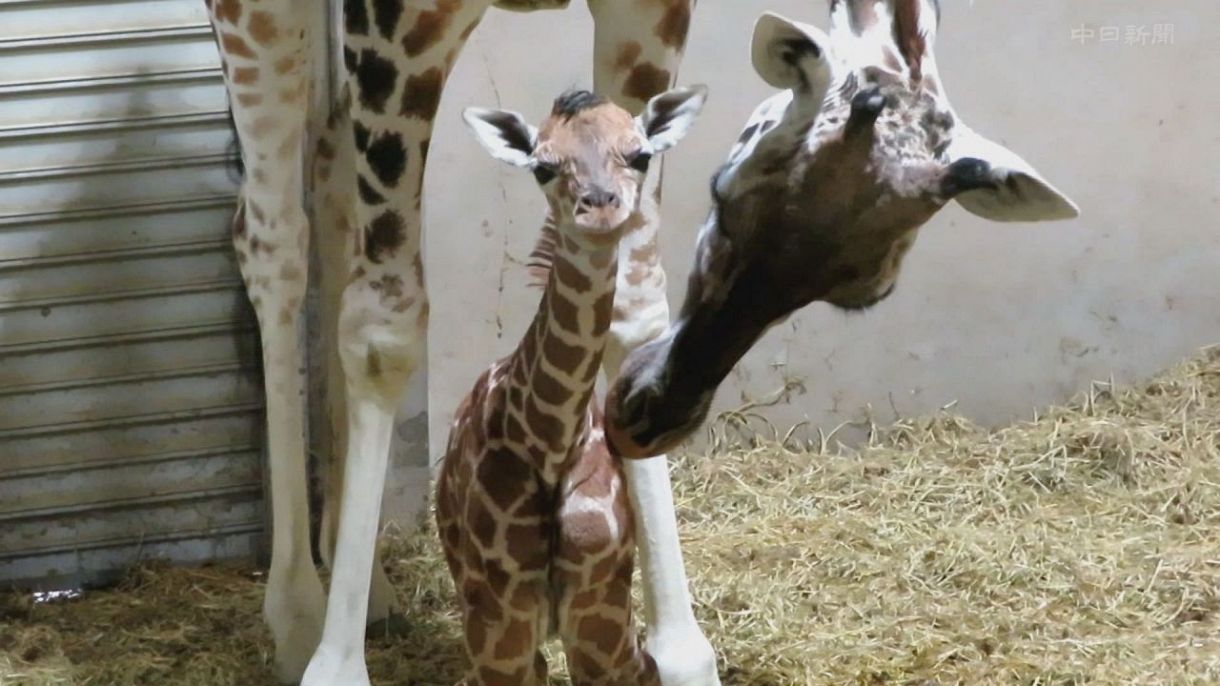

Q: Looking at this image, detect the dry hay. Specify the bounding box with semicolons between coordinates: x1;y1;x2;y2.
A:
3;348;1220;685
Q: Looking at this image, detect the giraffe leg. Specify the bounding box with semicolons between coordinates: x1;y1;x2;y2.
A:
312;86;402;632
207;3;325;682
457;569;549;686
440;443;551;686
303;2;491;682
556;449;659;686
587;1;720;684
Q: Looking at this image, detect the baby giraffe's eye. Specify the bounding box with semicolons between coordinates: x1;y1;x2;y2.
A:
628;151;652;174
532;162;557;185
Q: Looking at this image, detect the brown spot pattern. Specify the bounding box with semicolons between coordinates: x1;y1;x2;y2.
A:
553;257;592;292
400;67;444;119
504;523;548;570
492;618;532;660
525;397;564;449
247;10;278;47
623;63;671;102
402;0;459;56
615;41;642;71
654;0;692;49
531;370;572;407
315;137;336;161
549;291;579;334
212;0;241;24
541;329;584;374
232;66;259;84
469;499;497;549
220;33;256;59
478;449;531;512
364;210;405;263
578;615;624;657
562;509;612;556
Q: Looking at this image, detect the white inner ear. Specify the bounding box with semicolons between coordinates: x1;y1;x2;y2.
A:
949;126;1080;223
639;85;708;153
751;12;831;91
462;107;537;168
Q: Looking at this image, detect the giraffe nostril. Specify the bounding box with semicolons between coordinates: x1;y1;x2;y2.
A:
622;386;652;428
580;189;618;209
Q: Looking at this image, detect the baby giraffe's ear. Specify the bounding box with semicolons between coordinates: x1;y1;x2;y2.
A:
462;107;537;167
638;84;709;153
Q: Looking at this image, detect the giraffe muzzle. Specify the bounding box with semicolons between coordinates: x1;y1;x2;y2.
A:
579;188;620;209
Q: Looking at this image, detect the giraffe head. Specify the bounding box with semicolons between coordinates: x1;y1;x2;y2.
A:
606;0;1080;458
463;86;707;243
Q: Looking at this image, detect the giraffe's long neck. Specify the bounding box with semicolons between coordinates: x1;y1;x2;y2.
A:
507;227;619;479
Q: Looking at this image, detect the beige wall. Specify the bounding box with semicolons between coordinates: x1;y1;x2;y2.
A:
423;1;1220;462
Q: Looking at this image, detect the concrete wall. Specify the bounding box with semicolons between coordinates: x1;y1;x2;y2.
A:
423;0;1220;461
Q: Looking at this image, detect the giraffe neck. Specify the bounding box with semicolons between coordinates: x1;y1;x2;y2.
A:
507;227;619;474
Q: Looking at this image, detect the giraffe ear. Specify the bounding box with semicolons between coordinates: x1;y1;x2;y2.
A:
462;107;537;168
638;84;708;153
752;12;832;92
945;127;1080;222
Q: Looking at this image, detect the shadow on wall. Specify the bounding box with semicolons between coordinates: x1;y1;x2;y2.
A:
0;50;264;589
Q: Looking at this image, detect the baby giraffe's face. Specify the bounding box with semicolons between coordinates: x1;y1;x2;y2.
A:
532;95;648;236
463;86;708;243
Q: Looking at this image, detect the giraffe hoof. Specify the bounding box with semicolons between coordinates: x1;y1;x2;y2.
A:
300;645;371;686
366;611;413;640
263;566;326;684
648;629;721;686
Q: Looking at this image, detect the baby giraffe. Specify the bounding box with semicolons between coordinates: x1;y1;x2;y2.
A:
436;85;707;685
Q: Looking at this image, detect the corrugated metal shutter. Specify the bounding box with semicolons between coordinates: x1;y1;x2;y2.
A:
0;0;265;588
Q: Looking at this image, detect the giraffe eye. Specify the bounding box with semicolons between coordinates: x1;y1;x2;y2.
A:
629;151;652;174
532;163;557;185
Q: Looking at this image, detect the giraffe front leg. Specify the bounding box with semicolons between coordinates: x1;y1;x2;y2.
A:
556;456;660;686
312;85;404;634
301;304;419;685
304;1;492;681
619;458;717;686
588;2;720;684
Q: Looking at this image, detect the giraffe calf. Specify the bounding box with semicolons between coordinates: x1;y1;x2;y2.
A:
436;86;707;685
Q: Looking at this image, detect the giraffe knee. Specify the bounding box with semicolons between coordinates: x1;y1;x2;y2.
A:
338;336;422;403
558;461;633;578
336;286;428;402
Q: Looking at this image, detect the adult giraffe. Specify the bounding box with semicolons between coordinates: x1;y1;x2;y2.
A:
204;0;715;684
605;0;1081;458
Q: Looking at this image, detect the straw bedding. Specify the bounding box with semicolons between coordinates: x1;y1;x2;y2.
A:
3;348;1219;685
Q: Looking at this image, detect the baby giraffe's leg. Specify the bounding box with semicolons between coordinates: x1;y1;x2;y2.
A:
457;575;549;686
556;441;659;686
439;443;552;686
